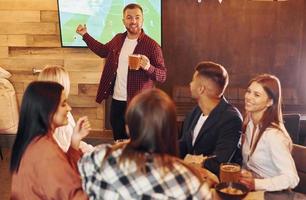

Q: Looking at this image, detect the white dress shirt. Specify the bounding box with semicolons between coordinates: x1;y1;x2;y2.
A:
242;120;299;191
192;114;208;146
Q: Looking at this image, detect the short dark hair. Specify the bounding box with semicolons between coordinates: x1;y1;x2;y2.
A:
10;81;64;172
195;61;229;96
123;3;143;15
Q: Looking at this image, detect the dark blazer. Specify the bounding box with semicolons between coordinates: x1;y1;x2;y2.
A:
179;97;243;175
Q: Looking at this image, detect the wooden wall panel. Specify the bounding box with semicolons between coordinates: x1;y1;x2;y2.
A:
0;47;8;58
40;11;58;22
78;84;99;97
0;58;64;71
69;71;101;84
64;59;103;72
68;95;99;108
31;35;61;47
0;35;7;46
2;23;57;35
297;2;306;104
7;35;31;47
0;0;57;10
0;11;40;22
162;0;306;107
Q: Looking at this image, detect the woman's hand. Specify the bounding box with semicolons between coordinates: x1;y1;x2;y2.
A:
76;24;87;36
239;169;255;191
71;116;91;150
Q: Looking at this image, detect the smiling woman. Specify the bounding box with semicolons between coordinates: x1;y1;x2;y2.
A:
10;81;90;199
240;74;300;192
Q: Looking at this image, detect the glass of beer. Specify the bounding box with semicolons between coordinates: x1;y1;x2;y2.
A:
128;54;141;70
220;163;241;183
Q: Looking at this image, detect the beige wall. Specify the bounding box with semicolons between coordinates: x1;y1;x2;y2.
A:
0;0;105;131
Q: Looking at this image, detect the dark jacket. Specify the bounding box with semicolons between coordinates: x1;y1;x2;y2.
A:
179;97;243;175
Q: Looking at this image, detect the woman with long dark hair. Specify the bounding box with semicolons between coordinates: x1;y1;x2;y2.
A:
78;89;212;199
239;74;299;191
38;65;93;153
10;81;90;199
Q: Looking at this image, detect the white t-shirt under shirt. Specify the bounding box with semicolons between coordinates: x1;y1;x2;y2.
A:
192;114;208;146
113;37;138;101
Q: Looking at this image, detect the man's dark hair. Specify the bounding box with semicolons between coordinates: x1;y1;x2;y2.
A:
123;3;143;15
195;61;229;96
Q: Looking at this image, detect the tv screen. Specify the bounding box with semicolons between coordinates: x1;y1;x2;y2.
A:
57;0;162;47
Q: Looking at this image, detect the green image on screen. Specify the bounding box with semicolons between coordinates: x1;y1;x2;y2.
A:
58;0;161;47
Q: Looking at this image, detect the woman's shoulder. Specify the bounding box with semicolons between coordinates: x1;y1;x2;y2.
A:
264;125;291;145
81;144;112;161
79;143;123;170
23;135;64;163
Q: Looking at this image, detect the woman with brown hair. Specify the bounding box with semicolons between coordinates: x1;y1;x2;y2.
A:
239;74;299;191
78;89;212;199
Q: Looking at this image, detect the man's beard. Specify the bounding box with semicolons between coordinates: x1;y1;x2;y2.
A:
126;25;141;35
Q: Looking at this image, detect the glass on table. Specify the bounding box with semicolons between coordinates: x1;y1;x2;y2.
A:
219;163;241;183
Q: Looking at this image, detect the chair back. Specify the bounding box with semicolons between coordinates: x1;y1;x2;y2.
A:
292;144;306;194
283;114;300;144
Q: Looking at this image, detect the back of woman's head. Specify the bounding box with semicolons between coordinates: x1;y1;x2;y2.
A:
38;65;70;96
125;89;178;156
248;74;282;125
10;81;64;172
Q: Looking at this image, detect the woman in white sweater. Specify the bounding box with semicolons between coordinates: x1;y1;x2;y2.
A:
240;74;299;191
38;65;93;153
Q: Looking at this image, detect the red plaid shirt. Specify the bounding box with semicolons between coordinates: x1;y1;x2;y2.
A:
83;30;166;103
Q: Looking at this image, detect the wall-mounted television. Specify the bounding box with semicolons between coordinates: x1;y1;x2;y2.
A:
57;0;162;47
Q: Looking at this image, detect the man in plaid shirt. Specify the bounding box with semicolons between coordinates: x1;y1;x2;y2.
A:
76;3;166;141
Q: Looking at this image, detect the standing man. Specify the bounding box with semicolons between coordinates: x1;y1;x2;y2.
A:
179;61;242;176
76;3;166;141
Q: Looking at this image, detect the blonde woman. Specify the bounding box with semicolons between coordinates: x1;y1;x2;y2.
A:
38;65;93;153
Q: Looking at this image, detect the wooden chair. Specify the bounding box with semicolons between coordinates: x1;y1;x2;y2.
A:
283;114;301;144
292;144;306;194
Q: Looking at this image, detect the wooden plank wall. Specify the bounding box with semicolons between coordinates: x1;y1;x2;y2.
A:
0;0;106;131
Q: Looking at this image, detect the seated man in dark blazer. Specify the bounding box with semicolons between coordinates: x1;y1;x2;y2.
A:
179;61;243;176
